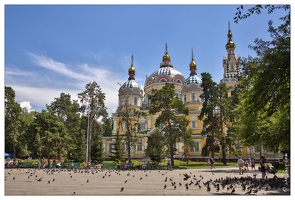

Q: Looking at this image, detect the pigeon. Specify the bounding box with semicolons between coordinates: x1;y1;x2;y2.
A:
252;189;258;194
72;191;76;195
231;187;235;194
174;185;176;190
86;180;89;183
124;180;127;183
48;180;50;184
120;187;124;192
36;177;43;181
207;185;211;192
245;189;252;195
164;184;167;189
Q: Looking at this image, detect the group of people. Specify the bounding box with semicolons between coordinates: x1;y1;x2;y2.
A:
237;157;256;174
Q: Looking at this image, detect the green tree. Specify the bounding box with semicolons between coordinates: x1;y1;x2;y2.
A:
117;98;147;162
198;73;219;158
31;110;70;167
111;130;125;164
216;82;231;165
46;93;85;162
181;128;197;164
233;5;290;151
91;119;105;163
145;129;166;163
148;83;189;166
78;81;108;164
5;86;22;163
101;117;113;137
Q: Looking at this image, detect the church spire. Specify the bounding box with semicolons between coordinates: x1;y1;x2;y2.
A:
189;48;197;75
162;43;171;62
225;21;236;51
128;54;135;80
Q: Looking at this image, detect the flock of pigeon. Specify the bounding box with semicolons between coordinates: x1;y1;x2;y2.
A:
5;167;290;195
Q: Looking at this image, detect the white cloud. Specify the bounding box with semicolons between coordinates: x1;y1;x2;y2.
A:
6;52;127;116
20;101;33;112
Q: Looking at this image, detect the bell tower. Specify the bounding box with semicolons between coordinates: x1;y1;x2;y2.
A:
221;22;240;89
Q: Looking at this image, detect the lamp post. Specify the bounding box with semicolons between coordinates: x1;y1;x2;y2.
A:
86;110;90;167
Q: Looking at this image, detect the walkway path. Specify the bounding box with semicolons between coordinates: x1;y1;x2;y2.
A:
4;166;290;196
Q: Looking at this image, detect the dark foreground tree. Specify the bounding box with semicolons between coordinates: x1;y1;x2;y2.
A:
233;5;290;150
148;83;189;166
145;129;166;163
78;81;108;164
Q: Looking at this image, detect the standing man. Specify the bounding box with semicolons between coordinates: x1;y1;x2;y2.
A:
237;156;244;175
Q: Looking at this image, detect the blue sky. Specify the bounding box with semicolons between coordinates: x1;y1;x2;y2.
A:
3;2;290;116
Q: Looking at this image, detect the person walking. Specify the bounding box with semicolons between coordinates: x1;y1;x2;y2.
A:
237;156;244;175
251;157;256;171
207;158;211;168
210;157;215;169
260;156;266;179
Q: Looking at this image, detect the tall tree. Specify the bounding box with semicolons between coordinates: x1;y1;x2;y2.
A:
101;117;113;137
233;5;290;150
111;130;125;164
31;110;69;167
46;93;84;162
5;86;22;163
198;73;219;158
117;98;147;162
148;83;189;166
91;119;105;163
78;81;108;164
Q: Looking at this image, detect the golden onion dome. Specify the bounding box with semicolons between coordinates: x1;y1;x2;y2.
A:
189;60;197;69
162;43;171;61
226;26;236;49
128;54;136;74
189;48;197;69
162;52;171;61
225;40;236;49
128;65;135;73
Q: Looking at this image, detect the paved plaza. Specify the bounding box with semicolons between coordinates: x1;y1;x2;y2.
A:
4;166;290;196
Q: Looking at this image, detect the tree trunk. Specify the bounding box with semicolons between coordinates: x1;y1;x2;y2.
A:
170;141;174;166
127;133;131;162
211;132;214;158
222;143;227;165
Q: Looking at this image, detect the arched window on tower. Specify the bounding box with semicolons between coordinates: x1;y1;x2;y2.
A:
140;118;146;131
134;96;138;106
125;96;129;105
190;116;197;129
137;140;143;152
184;94;187;103
191;92;196;102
